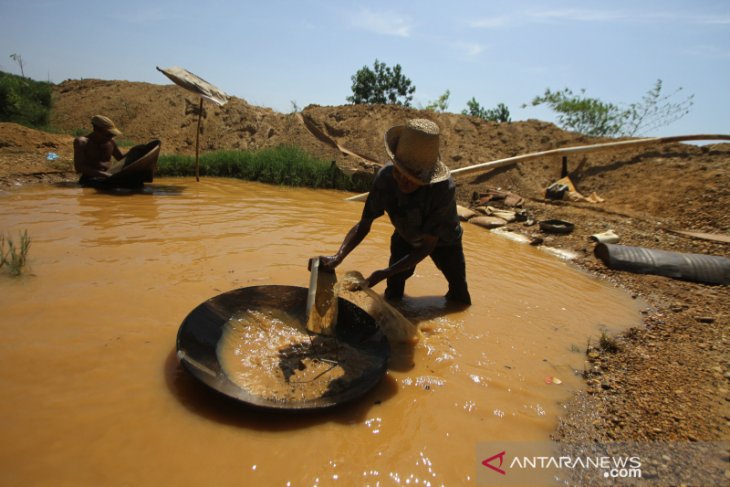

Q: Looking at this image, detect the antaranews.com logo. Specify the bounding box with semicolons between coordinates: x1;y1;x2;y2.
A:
481;449;641;480
476;441;728;486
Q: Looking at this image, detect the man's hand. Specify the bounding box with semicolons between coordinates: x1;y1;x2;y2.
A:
365;269;389;288
318;255;341;271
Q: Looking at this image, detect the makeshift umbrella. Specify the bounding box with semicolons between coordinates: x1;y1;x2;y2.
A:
156;66;230;181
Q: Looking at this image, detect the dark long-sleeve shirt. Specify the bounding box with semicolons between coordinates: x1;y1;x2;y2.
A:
361;164;462;247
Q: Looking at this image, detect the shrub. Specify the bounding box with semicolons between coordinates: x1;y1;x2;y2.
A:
462;98;511;122
0;71;52;127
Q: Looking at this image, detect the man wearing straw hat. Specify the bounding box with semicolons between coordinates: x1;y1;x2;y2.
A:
321;118;471;305
73;115;127;186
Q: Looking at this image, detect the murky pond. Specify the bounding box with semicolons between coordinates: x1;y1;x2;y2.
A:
0;178;641;485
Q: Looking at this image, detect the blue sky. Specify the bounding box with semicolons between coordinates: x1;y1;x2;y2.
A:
1;0;728;137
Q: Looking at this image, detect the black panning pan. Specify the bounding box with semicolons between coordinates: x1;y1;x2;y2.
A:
103;139;161;187
176;285;389;411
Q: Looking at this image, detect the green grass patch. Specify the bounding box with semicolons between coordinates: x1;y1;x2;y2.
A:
157;145;372;192
1;230;31;277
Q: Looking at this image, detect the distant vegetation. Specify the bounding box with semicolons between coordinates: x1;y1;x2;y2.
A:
346;62;692;137
525;79;694;137
462;98;511;123
347;59;416;107
1;230;31;277
424;90;511;122
347;63;514;122
424;90;450;112
0;70;52;128
157;145;372;192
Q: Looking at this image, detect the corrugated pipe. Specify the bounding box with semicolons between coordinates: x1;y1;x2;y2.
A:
594;243;730;285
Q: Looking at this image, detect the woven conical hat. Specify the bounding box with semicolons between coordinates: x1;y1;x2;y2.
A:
384;119;450;185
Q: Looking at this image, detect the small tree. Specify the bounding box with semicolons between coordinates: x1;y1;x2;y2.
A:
485;103;511;123
525;88;623;136
525;80;694;137
347;59;415;107
622;80;694;136
425;89;450;112
462;98;511;122
9;53;25;77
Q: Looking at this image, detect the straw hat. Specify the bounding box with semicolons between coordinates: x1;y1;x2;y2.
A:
384;119;450;185
91;115;122;136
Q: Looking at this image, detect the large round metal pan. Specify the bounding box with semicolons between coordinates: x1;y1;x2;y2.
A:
103;139;161;187
176;285;389;410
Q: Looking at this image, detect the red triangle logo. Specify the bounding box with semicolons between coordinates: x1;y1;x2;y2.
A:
482;450;507;475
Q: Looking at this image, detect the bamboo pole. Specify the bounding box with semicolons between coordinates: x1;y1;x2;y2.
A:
195;97;203;182
345;134;730;202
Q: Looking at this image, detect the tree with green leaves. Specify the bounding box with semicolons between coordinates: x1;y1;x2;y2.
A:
525;80;693;137
347;59;415;107
462;98;511;122
425;89;450;112
524;88;622;136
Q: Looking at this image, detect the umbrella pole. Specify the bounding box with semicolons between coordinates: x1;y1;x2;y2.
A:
195;97;203;182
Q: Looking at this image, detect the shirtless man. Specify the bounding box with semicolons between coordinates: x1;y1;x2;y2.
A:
73;115;126;186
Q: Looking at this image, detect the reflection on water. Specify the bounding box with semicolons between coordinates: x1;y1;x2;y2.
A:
0;177;642;485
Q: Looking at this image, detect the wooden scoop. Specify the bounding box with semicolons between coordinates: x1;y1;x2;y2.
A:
306;257;338;335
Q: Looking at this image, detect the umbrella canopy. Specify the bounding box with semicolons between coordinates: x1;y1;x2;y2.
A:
157;66;230;181
156;66;229;106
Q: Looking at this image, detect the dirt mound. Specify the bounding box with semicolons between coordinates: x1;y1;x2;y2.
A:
0;122;74;181
50;78;585;186
41;78;730;235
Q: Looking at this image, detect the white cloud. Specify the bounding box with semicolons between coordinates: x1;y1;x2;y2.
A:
526;8;627;23
694;15;730;25
524;9;730;26
351;8;413;37
683;44;730;59
467;9;626;29
451;40;487;58
467;8;730;28
468;16;510;29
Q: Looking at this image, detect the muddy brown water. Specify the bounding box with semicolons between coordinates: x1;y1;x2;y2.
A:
0;178;641;485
